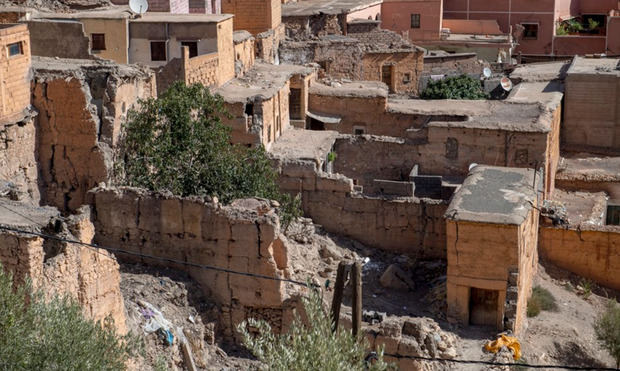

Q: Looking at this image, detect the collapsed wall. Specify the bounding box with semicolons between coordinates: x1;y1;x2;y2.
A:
31;57;155;212
90;187;304;339
271;131;448;258
0;199;126;333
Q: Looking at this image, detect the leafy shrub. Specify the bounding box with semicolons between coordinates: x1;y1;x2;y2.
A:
237;288;393;371
0;265;139;370
420;74;488;100
114;82;300;228
527;286;558;317
594;300;620;368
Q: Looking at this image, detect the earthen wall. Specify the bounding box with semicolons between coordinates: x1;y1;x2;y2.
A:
233;34;255;77
539;224;620;291
32;67;156;211
362;50;424;95
0;115;39;201
90;187;300;338
0;209;127;334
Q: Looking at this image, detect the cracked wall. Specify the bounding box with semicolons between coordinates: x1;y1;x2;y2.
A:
0;113;39;202
90;187;302;340
0;204;127;334
32;61;156;212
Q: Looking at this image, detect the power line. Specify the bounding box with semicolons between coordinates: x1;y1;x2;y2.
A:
382;353;619;370
0;224;312;288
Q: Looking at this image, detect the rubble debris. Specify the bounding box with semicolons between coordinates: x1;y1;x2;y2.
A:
379;264;415;291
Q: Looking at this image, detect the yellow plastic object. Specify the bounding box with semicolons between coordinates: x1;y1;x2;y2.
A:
484;334;521;360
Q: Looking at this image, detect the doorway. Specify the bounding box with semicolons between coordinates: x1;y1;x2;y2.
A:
469;287;499;326
381;64;393;92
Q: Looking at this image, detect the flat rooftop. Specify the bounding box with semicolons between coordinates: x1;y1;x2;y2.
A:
282;0;381;17
510;60;570;82
443;33;509;44
269;128;338;164
32;56;152;79
309;80;388;98
567;56;620;76
556;155;620;183
506;81;564;109
550;189;607;226
33;8;233;22
445;165;540;225
388;99;552;133
216;62;314;103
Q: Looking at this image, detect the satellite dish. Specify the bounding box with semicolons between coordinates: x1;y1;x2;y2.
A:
129;0;148;14
482;67;492;78
500;77;513;92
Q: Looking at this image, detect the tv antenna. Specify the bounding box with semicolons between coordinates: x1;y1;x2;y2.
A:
129;0;149;15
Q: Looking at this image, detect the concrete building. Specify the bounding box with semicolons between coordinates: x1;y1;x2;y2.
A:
445;165;541;333
442;0;620;57
0;24;30;121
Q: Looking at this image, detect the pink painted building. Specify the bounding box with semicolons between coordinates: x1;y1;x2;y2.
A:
382;0;620;56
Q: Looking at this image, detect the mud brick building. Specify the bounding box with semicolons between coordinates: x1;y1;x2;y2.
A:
0;24;30;121
445;165;541;333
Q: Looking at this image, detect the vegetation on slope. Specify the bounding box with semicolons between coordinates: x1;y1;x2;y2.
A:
594;300;620;368
0;265;138;370
237;287;392;370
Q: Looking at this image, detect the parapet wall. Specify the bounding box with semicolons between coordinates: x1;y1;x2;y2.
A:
90;187;302;338
539;224;620;291
277;158;447;258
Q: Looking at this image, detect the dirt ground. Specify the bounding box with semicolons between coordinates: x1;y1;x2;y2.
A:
120;219;618;370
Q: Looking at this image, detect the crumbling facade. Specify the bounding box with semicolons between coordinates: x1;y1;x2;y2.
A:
32;58;156;212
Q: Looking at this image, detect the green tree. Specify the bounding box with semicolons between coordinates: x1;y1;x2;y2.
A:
594;300;620;368
237;288;393;371
0;266;138;370
421;74;488;100
114;82;300;228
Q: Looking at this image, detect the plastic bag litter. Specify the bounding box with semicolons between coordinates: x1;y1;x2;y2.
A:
484;334;521;360
139;300;174;335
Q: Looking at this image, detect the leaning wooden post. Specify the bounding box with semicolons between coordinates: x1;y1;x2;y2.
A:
351;261;362;337
330;261;347;332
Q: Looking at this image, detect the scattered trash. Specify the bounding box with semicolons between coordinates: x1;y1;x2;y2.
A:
188;315;195;324
139;300;174;338
484;334;521;360
541;200;568;226
363;310;386;325
141;308;155;320
159;328;174;346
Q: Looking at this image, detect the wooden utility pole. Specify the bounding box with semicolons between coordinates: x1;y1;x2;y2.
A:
330;261;347;332
351;262;362;337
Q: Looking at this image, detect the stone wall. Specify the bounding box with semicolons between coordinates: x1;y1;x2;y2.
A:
0;24;31;121
32;60;156;211
0;113;39;201
362;50;424;95
90;187;302;338
276;157;448;258
539;224;620;291
255;24;285;63
0;204;127;334
233;31;255;77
